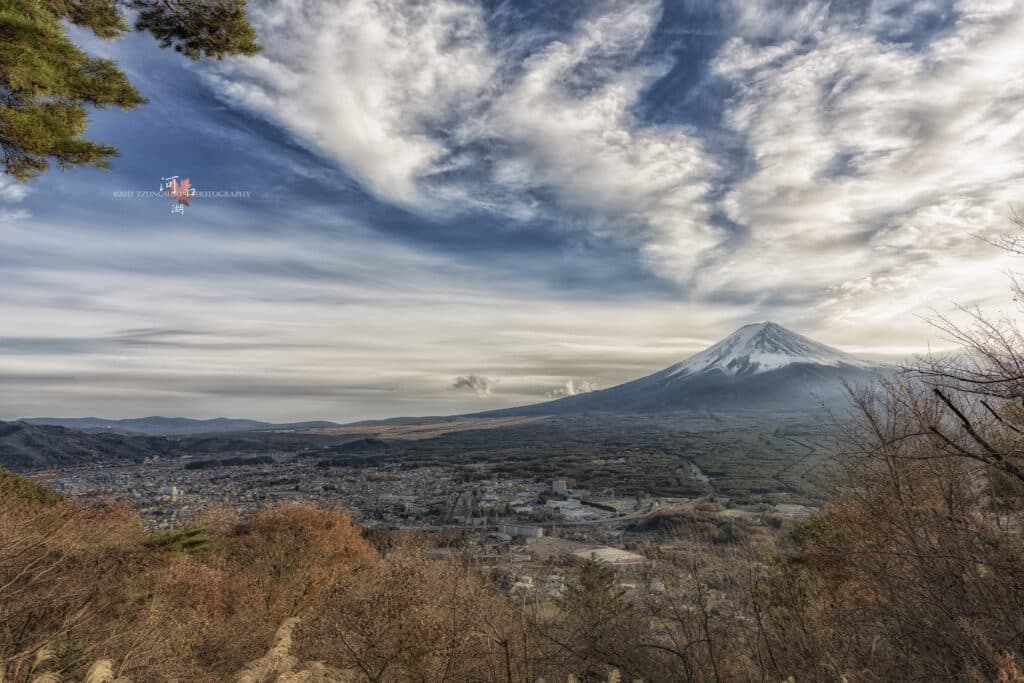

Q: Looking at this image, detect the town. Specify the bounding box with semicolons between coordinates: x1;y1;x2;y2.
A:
48;451;815;600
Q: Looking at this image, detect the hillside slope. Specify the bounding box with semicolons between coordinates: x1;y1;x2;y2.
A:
0;420;174;470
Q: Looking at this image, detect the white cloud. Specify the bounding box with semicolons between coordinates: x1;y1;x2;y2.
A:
213;0;1024;319
209;0;721;275
728;0;831;39
0;175;29;203
702;0;1024;321
206;0;496;209
0;175;30;223
482;0;720;277
547;378;598;399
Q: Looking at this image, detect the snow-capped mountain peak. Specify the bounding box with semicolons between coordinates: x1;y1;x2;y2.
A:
667;322;870;378
477;321;886;416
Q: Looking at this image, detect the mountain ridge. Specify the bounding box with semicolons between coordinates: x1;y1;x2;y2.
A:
18;416;341;436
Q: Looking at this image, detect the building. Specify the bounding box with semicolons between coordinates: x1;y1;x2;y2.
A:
498;524;544;538
551;479;568;495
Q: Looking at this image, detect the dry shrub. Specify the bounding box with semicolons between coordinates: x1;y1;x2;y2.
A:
0;492;373;682
0;482;152;682
298;545;548;682
747;379;1024;682
144;505;375;680
641;542;767;682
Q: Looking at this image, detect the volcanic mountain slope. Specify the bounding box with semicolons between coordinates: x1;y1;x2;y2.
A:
484;322;887;415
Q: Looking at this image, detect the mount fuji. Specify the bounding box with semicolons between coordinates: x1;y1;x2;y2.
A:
485;322;886;415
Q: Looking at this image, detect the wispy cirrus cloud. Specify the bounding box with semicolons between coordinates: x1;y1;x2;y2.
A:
204;0;497;209
207;0;721;274
706;0;1024;318
206;0;1024;327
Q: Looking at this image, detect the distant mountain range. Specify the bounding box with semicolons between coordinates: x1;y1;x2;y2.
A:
18;416;341;436
482;322;888;415
2;322;891;470
0;420;367;471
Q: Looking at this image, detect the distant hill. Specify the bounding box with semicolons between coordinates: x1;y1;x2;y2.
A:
0;420;174;470
0;419;375;471
480;322;889;416
20;416;341;436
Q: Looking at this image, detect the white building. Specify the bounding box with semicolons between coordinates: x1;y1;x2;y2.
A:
498;524;544;538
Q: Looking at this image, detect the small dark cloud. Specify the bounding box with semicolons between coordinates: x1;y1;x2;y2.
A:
451;374;497;397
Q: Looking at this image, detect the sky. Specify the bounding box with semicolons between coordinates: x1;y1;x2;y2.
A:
1;0;1023;422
